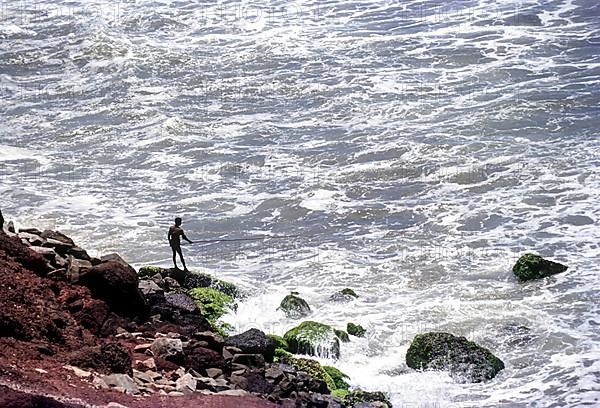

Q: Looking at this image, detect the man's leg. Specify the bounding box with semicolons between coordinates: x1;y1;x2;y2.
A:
172;246;179;269
177;247;188;272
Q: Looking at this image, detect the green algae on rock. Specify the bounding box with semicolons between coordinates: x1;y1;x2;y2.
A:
284;321;341;359
188;287;236;323
334;329;350;343
277;292;311;318
347;323;366;337
406;332;505;383
341;390;392;408
284;355;336;392
323;366;350;391
512;253;568;280
267;334;289;351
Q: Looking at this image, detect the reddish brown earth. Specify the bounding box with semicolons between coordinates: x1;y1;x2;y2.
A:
0;232;275;408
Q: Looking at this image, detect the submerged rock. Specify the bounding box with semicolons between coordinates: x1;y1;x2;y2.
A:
329;288;358;302
406;332;505;383
277;292;311;318
284;321;340;359
512;253;568;280
347;323;366;338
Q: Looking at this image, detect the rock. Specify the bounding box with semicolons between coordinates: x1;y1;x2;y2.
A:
232;353;266;369
163;276;180;291
341;390;391;408
206;368;223;378
30;246;57;262
79;260;147;318
18;232;45;246
63;365;92;378
277;292;311;318
175;373;198;394
139;279;163;296
284;356;336;393
68;246;91;261
102;374;140;395
232;371;275;394
188;287;236;323
265;366;284;383
347;323;366;337
193;331;224;352
151;338;184;365
405;332;505;382
0;233;50;276
40;230;75;247
18;227;42;235
218;389;249;396
99;253;129;267
512;253;568;280
330;288;358;302
224;328;276;363
183;346;225;373
284;321;340;359
68;342;132;376
133;343;153;353
164;291;200;314
42;238;73;255
132;370;154;384
334;329;350;343
323;366;350;390
7;221;15;233
138;266;170;279
66;256;93;283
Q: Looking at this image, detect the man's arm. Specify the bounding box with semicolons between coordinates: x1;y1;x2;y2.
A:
182;231;193;244
167;227;172;244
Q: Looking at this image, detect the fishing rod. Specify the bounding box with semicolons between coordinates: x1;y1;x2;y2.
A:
189;234;302;244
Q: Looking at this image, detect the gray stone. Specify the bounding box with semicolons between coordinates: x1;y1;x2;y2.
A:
18;232;45;246
206;368;223;378
138;279;163;296
43;238;73;254
175;373;197;394
102;374;140;395
151;337;184;363
265;366;284;382
67;256;93;283
30;246;57;262
68;246;91;261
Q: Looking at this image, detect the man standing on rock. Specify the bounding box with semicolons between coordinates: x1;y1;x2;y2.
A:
168;217;193;272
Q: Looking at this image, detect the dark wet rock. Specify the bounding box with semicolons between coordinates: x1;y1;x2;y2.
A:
234;371;274;394
334;329;350;343
330;288;358;302
267;334;289;351
225;329;276;363
139;279;163;297
232;353;266;369
68;342;132;376
284;321;340;360
405;332;505;383
79;260;147;318
40;230;75;248
347;322;366;337
183;346;225;374
67;246;91;261
512;253;568;280
277;292;311;318
192;331;225;352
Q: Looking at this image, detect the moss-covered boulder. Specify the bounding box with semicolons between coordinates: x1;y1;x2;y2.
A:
323;366;350;390
406;332;505;383
341;390;392;408
334;329;350;343
274;348;292;361
138;265;169;279
267;334;289;351
277;292;311;318
188;287;236;323
284;321;341;359
330;288;359;302
512;253;568;281
347;323;366;337
285;355;336;392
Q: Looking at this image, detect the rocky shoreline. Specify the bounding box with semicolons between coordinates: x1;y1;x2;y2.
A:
0;224;391;408
0;218;569;407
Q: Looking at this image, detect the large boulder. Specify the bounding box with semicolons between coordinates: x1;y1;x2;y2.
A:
277;292;311;318
144;291;213;336
512;253;568;280
183;346;225;374
151;337;184;365
68;342;132;376
79;260;147;318
406;332;505;383
284;321;340;360
224;329;276;363
347;322;366;337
